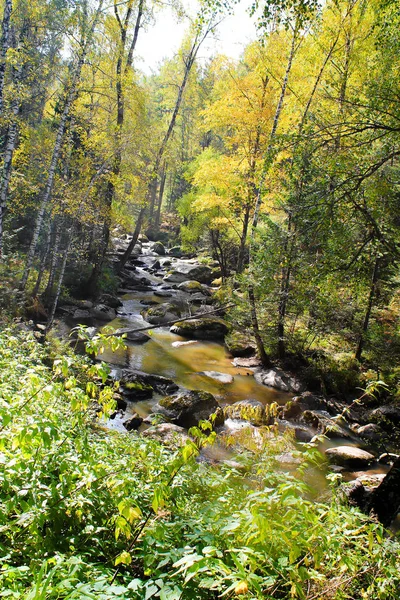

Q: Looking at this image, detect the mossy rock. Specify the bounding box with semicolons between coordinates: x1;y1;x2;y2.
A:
225;332;256;357
177;280;209;294
155;390;224;429
153;241;166;256
170;317;230;340
141;303;181;325
120;380;154;400
224;399;267;426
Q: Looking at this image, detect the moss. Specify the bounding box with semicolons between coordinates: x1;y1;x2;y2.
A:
124;381;153;393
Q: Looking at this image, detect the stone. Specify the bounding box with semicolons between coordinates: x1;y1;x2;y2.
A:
153;241;166;256
325;446;376;468
120;369;179;396
99;293;123;308
225;332;256;357
169;246;184;257
254;368;305;393
170;317;230;341
357;423;386;443
172;340;198;348
123;330;150;343
224;399;267;426
90;304;117;321
155;390;224;429
186;265;213;284
141;303;181;325
232;357;262;368
201;371;234;384
370;405;400;428
73;308;91;320
275;452;302;465
301;410;353;439
142;423;190;446
151;260;161;270
123;413;143;431
163;272;189;284
177;280;210;295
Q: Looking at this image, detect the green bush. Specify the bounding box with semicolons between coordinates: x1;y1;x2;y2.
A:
0;327;399;599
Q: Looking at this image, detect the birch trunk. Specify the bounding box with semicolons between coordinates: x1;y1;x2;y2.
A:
20;0;104;290
0;0;12;115
46;231;73;330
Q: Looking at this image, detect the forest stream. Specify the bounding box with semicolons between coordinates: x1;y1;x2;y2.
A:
61;239;389;489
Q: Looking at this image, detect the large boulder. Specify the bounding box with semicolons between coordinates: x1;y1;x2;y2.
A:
90;304;117;321
186;265;213;284
325;446;376;469
170;317;230;341
224;399;267;426
154;390;224;429
141;303;181;325
301;410;353;439
99;293;123;309
169;246;184;258
282;392;330;421
163;271;189;284
123;413;143;431
153;241;166;256
254;368;305;393
225;332;256;358
177;280;210;295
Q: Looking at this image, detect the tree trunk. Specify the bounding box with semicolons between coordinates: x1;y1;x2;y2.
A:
20;0;103;290
277;214;293;359
248;284;271;368
154;163;167;230
355;256;380;362
0;0;12;115
46;230;73;330
43;221;61;301
32;224;51;296
116;207;145;274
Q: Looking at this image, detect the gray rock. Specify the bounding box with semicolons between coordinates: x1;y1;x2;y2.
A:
91;304;117;321
153;241;166;256
73;308;91;320
370;405;400;428
163;272;189;284
254;368;305;393
357;423;386;442
141;303;181;325
301;410;353;439
154;390;224;429
170;317;229;340
225;332;256;357
178;280;210;295
325;446;375;468
201;371;234;384
99;293;123;308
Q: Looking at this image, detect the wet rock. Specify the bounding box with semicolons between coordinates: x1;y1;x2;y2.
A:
224;399;267;426
301;410;353;439
153;290;173;298
170;317;230;340
120;369;178;396
154;390;224;429
151;260;161;270
325;446;376;468
202;371;234;384
172;340;198;348
254;368;305;393
153;241;166;256
141;303;181;325
188;293;214;305
378;452;400;465
294;427;313;443
123;413;143;431
114;393;127;411
225;332;256;357
123;330;150;343
142;423;190;446
283;392;330;421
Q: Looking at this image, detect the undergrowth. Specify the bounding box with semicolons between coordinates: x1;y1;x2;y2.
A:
0;326;399;599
